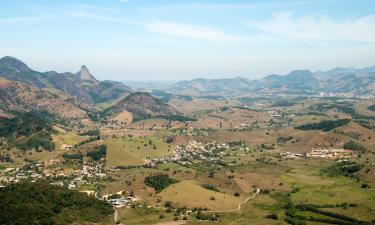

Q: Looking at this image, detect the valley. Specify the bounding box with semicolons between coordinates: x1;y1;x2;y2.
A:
1;57;375;225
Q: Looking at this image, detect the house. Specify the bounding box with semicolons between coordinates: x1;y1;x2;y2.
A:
61;144;74;150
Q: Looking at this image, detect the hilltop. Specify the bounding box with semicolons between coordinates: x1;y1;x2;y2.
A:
104;92;180;121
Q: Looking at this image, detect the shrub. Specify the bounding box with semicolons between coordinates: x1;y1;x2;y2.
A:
201;184;220;192
266;214;278;220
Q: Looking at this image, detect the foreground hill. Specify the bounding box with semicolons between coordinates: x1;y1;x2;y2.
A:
0;182;113;225
166;66;375;96
104;92;180;121
0;56;133;104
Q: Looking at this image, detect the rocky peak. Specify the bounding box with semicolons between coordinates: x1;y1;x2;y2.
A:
0;56;32;73
77;65;98;82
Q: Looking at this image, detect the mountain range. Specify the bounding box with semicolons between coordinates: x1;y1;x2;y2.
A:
165;67;375;96
0;56;178;121
1;56;374;122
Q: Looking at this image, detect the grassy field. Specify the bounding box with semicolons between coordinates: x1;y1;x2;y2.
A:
53;132;85;149
156;180;246;211
105;136;171;168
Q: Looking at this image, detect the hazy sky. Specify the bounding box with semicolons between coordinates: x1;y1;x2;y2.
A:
1;0;375;81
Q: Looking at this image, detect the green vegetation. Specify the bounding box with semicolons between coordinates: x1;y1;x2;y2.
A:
367;104;375;111
295;119;350;131
15;131;55;151
271;100;296;107
201;184;220;192
277;136;293;143
283;203;373;225
63;153;83;160
322;161;363;177
0;112;56;151
144;174;179;192
0;182;113;225
154;114;197;121
79;129;100;137
87;144;107;161
0;112;54;139
344;140;368;152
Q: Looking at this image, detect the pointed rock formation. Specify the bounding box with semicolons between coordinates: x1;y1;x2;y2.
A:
77;65;98;82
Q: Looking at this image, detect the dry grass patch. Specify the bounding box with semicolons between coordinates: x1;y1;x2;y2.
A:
156;180;245;211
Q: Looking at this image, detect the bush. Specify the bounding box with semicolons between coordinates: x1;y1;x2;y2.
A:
266;214;278;220
201;184;220;192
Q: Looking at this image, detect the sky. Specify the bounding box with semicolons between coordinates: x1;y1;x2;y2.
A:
1;0;375;81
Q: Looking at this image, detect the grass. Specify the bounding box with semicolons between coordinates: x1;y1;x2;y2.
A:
117;207;176;225
278;159;375;221
105;136;171;167
53;132;85;149
156;180;245;211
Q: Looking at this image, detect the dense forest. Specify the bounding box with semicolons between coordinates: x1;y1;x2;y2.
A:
0;182;113;225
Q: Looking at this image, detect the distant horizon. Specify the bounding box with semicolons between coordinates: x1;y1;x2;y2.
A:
1;0;375;81
4;55;374;82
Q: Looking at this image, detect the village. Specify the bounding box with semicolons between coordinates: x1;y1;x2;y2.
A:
144;140;244;167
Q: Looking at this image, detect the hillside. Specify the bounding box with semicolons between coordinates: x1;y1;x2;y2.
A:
0;77;89;119
0;56;133;104
0;112;56;151
104;92;180;121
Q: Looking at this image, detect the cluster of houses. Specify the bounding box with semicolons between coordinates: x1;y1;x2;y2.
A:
0;158;147;209
0;158;107;193
306;148;354;159
144;140;233;167
318;92;375;99
281;148;355;160
102;192;138;208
